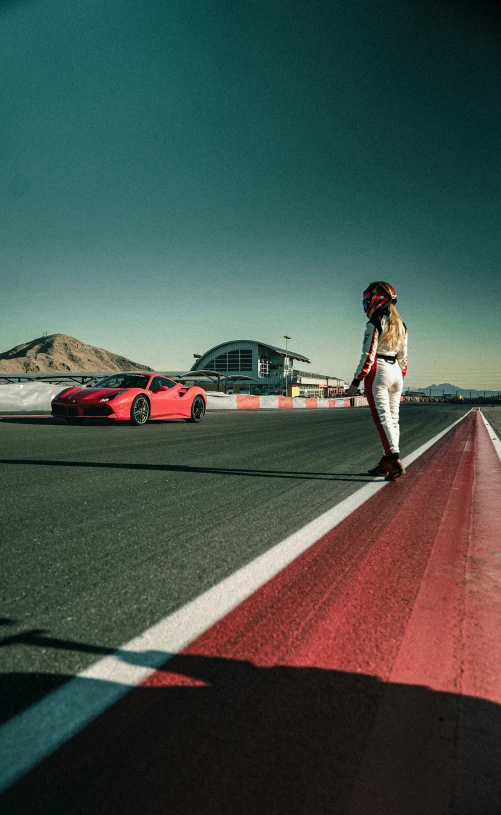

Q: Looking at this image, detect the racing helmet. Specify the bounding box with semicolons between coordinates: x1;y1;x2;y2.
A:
363;281;397;320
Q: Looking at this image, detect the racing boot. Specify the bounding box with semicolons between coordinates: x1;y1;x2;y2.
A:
367;456;389;476
385;457;405;481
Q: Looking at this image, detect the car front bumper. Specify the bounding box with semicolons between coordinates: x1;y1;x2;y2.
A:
51;402;116;419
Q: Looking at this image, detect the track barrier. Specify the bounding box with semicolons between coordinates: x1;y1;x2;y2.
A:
206;394;368;410
0;384;369;413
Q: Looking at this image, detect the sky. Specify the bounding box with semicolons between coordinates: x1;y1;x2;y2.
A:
1;0;500;389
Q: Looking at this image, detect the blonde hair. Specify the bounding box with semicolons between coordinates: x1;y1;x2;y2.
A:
381;302;405;349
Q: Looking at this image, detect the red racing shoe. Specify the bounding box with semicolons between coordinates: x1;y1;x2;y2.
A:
367;457;389;476
385;459;406;481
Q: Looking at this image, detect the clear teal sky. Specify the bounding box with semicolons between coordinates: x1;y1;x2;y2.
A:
1;0;500;388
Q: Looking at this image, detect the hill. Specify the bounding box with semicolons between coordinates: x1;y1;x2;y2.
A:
0;334;154;374
420;383;499;397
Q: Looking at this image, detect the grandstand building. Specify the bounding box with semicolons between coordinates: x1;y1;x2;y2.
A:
191;340;345;397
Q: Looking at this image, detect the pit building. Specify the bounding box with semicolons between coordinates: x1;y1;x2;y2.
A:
191;340;344;397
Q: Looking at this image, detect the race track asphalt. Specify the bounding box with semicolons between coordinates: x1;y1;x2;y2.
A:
0;404;470;723
483;405;501;439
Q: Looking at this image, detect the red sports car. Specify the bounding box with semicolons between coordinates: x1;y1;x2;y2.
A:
51;372;207;426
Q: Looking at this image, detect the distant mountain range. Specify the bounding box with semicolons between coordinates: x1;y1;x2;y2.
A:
0;334;154;374
410;383;500;397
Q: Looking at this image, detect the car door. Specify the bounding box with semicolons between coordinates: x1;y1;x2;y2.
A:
148;376;181;418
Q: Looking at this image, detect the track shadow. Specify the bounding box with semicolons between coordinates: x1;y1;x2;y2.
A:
0;459;377;482
0;628;121;724
0;416;58;424
1;648;500;815
0;417;193;425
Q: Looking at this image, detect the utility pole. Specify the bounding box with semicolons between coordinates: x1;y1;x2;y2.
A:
284;335;291;396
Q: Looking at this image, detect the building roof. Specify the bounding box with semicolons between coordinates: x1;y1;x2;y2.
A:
260;342;310;363
191;340;310;369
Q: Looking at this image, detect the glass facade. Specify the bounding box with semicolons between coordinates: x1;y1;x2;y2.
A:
209;349;253;372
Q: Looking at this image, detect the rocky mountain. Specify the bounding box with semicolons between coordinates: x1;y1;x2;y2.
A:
0;334;154;374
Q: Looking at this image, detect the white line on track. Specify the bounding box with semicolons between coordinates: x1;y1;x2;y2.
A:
0;409;471;793
479;410;501;463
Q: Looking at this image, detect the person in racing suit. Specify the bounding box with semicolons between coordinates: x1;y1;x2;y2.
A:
347;281;408;481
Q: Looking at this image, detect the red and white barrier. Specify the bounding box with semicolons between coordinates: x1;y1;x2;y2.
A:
206;394;368;410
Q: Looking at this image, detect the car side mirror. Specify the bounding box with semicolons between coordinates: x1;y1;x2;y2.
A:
155;385;169;392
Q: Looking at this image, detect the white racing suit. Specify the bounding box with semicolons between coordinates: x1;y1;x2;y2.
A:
351;316;408;456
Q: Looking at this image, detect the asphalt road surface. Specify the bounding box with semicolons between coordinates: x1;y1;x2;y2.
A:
3;404;501;815
1;404;470;721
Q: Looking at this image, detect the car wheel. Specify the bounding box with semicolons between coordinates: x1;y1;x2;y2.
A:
130;395;150;426
186;395;205;423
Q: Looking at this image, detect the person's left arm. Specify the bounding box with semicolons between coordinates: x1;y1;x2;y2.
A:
397;328;408;377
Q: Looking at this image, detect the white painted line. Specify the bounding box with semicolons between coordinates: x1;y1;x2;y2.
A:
0;409;471;793
479;410;501;463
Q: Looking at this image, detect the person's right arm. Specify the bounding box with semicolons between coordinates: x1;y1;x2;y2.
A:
350;322;378;390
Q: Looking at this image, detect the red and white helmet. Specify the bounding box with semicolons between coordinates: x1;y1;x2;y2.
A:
363;281;397;320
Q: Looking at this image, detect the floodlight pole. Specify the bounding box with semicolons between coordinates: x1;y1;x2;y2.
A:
284;335;291;396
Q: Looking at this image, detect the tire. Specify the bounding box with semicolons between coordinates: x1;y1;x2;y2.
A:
130;395;150;426
186;395;205;423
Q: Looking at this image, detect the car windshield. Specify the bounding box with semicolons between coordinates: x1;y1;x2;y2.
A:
92;374;150;389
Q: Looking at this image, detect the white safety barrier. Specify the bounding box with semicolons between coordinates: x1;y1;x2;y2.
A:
0;383;63;412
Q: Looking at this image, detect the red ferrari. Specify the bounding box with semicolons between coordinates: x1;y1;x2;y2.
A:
51;372;207;426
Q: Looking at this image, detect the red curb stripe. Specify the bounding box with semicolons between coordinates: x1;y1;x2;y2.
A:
462;411;501;704
345;410;501;813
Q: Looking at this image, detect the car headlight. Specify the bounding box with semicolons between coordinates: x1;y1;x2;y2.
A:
100;390;126;402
